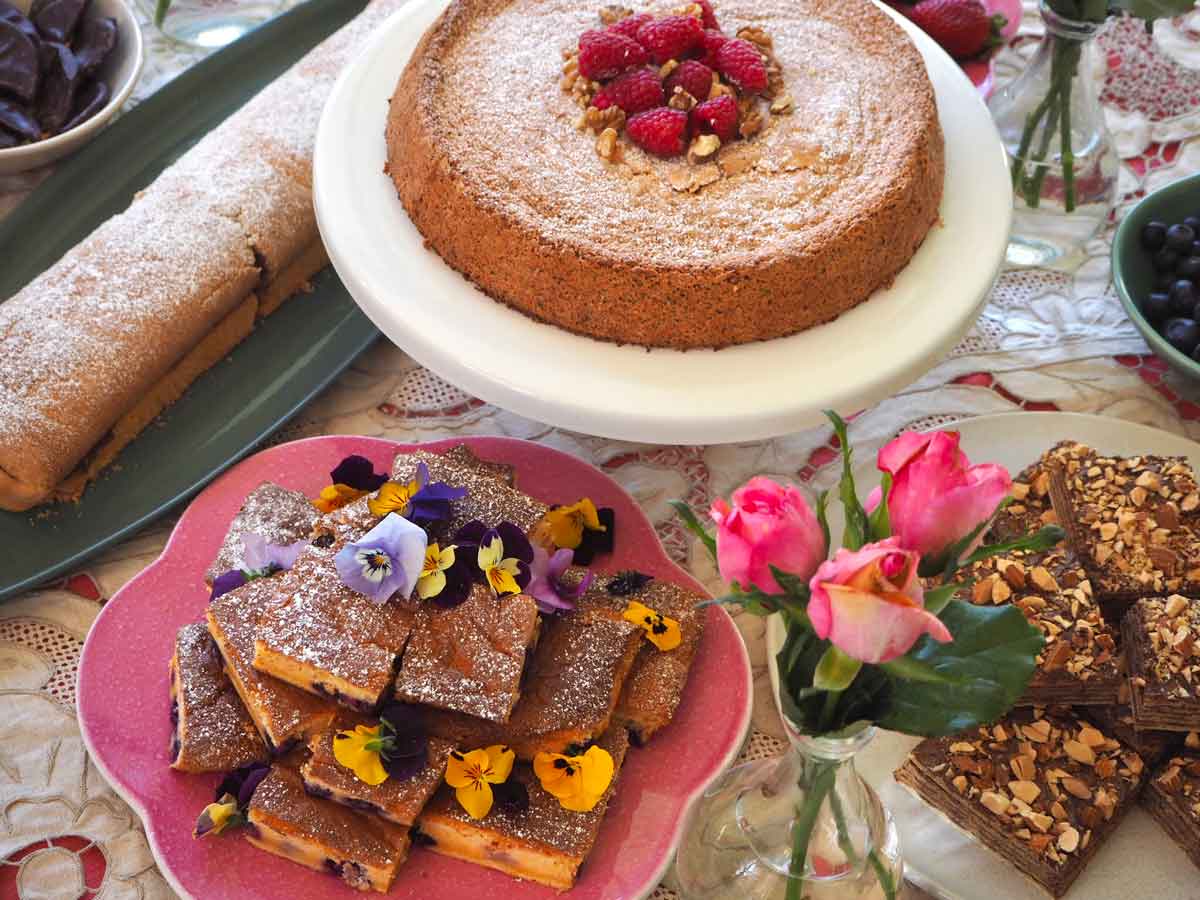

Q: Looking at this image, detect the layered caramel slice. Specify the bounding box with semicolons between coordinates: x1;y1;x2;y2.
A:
1124;594;1200;732
1083;703;1180;767
1141;738;1200;871
394;583;540;723
254;534;416;712
1047;442;1200;618
245;766;410;893
205;482;319;584
169;624;266;773
895;708;1145;898
960;548;1122;708
578;573;706;744
416;728;629;891
424;610;642;759
206;578;336;753
301;722;453;826
990;456;1061;541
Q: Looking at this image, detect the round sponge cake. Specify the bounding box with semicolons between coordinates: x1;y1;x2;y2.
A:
386;0;944;349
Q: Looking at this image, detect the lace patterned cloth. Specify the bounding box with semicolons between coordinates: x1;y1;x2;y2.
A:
3;1;1200;896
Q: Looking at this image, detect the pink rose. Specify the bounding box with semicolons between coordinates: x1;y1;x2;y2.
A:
709;477;825;593
869;431;1011;558
808;539;952;663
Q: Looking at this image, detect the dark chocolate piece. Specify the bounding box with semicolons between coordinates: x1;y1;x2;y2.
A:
0;1;41;44
61;76;105;131
72;14;114;75
32;0;87;44
35;40;79;134
0;97;39;140
0;18;39;101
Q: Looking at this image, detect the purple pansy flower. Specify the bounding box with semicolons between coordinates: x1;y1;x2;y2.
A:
527;545;594;614
572;506;616;565
369;462;468;527
377;702;430;781
330;454;389;492
195;761;270;837
454;520;534;596
335;513;428;604
209;533;310;602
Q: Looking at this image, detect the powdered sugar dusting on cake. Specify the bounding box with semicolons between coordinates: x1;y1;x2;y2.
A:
207;482;320;582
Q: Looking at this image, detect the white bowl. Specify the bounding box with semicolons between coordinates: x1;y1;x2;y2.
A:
0;0;144;175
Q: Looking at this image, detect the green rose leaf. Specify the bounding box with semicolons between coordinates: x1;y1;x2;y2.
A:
826;411;869;551
814;646;863;692
669;499;717;561
923;581;961;616
868;472;892;543
877;600;1043;736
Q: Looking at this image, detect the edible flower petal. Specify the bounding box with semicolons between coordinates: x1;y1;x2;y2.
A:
445;745;516;819
573;506;615;565
368;463;468;526
377;702;430;780
208;534;309;602
333;725;390;786
607;570;653;597
540;498;604;550
334;513;428;604
313;483;367;514
330;455;389;492
472;523;534;597
208;569;247;603
622;600;682;651
216;761;271;810
527;545;593;614
492;779;530;815
194;794;240;838
532;745;614;812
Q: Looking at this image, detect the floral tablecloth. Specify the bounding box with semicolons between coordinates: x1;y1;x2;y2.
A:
4;2;1200;897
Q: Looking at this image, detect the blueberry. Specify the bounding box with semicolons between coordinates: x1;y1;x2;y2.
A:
1154;247;1180;272
1192;240;1200;257
1179;256;1200;281
1163;317;1200;355
1185;216;1200;233
1143;292;1172;322
1167;224;1196;252
1170;280;1198;315
1142;220;1168;251
1155;271;1176;291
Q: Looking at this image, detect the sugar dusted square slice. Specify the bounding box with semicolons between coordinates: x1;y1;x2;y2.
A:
423;606;642;759
894;708;1146;898
1141;737;1200;871
1124;594;1200;732
393;582;540;722
301;721;453;826
206;578;336;753
244;765;410;893
205;481;319;584
253;535;416;712
415;728;630;891
169;624;267;773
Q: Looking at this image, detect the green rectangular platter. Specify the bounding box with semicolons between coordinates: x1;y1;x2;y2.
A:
0;0;378;601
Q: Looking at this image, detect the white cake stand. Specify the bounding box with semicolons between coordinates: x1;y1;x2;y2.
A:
313;0;1011;444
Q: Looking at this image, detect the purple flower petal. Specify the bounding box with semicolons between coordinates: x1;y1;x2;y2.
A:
513;559;532;591
216;761;271;808
547;548;573;582
562;569;595;601
239;533;273;572
334;514;428;603
429;562;474;608
526;546;576;614
573;507;616;565
330;455;388;492
497;522;534;564
209;570;247;603
454;520;487;548
269;538;309;571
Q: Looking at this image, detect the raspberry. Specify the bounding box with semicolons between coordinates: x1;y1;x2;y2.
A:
607;12;652;41
695;0;721;30
664;60;714;103
690;94;739;142
593;67;665;115
714;37;768;94
698;28;727;66
578;29;648;81
627;107;690;157
635;15;704;65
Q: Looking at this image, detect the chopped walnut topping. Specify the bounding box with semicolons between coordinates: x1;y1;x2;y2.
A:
739;109;765;139
674;2;704;18
598;4;632;24
770;93;794;115
736;25;774;51
668;87;698;111
582;105;626;135
595;127;620;161
687;133;721;164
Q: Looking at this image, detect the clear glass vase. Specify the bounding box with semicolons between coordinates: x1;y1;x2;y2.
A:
136;0;288;48
674;724;902;900
988;1;1118;266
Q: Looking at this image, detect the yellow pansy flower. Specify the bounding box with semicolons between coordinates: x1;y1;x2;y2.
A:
368;476;420;518
444;745;515;819
417;543;457;600
622;600;682;651
540;498;605;550
333;724;390;786
194;794;239;838
313;483;367;514
533;745;614;812
478;534;523;596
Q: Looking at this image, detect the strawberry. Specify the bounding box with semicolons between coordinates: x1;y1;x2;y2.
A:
593;67;665;115
713;38;768;94
578;29;648;80
664;60;714;103
635;15;704;64
695;0;721;31
627;107;690;156
607;12;653;41
699;28;728;66
691;94;739;142
906;0;1005;60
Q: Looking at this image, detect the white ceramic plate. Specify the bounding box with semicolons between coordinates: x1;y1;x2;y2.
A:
312;0;1011;445
767;412;1200;900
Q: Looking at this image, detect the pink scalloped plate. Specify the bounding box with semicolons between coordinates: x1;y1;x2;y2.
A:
77;435;752;900
963;0;1023;97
